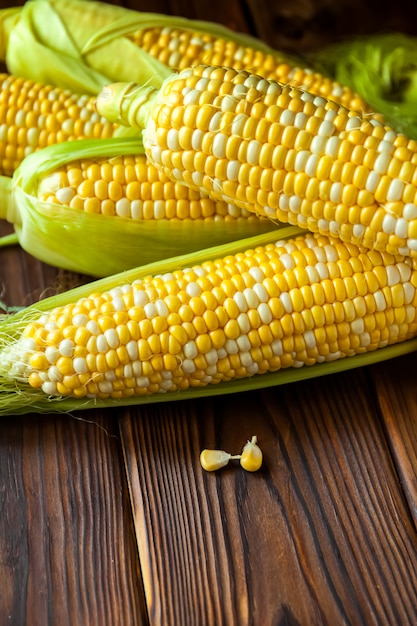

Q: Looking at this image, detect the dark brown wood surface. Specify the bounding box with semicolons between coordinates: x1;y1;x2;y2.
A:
2;0;417;625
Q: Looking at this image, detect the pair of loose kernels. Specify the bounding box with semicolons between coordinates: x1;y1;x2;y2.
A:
200;435;263;472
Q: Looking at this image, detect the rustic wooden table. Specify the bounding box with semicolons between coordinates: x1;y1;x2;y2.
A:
2;0;417;625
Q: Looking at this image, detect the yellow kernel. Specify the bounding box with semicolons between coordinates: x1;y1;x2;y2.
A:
240;436;263;472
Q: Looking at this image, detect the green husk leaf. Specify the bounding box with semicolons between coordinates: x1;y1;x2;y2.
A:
0;135;279;277
1;225;417;416
0;232;18;248
312;33;417;138
0;0;299;96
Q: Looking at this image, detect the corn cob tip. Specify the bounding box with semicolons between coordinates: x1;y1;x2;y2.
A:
96;81;157;129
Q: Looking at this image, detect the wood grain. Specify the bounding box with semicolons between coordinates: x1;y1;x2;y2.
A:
0;412;148;626
120;368;417;626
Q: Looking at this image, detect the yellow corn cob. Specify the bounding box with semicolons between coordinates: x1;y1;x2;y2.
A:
96;65;417;259
130;26;369;113
0;136;277;276
37;152;261;222
0;72;118;176
1;0;374;116
1;229;417;414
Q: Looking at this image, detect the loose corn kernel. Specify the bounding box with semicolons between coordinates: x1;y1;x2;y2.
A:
239;436;263;472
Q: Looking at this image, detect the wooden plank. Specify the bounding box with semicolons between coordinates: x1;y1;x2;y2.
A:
119;366;417;626
369;353;417;528
0;412;148;626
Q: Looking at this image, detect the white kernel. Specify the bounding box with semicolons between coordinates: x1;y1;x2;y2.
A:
294;112;308;129
278;253;295;270
258;303;272;324
182;359;196;374
212;133;227;159
186;281;202;297
248;267;264;282
403;203;417;220
73;314;88;327
316;262;329;279
73;357;87;374
144;302;157;319
289;195;302;213
303;330;316;349
253;283;268;302
231;113;247;134
330;182;342;203
221;95;237;112
345;117;362;130
86;320;100;335
135;376;150;388
404;283;415;304
387;179;404;202
310;135;327;155
59;339;74;357
226;160;240;181
225;339;238;354
280;109;295;126
306;266;320;282
324;136;340;157
234;292;248;312
280;292;292;313
382;214;396;234
407;238;417;251
373;152;391;175
236;335;251;351
377;140;394;154
324;244;338;262
305;154;319;177
42;381;58;396
132;361;142;376
279;194;290;211
243;287;259;308
208;111;222;132
96;334;109;353
351;318;364;334
183;88;200;106
55;186;75;205
116;198;131;218
395;217;408;239
365;171;380;193
237;313;251;333
131;200;143;219
397;263;412;282
247;139;261;165
240;351;254;367
318;120;335;137
104;328;119;349
352;224;365;238
45;346;59;364
184;340;198;359
294;150;309;172
374;290;386;311
313;95;327;107
134;290;149;306
271;339;283;356
360;332;371;347
205;349;218;365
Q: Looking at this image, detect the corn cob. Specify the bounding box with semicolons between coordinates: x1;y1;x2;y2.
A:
0;72;118;176
0;0;373;115
1;228;417;415
0;137;277;276
96;65;417;259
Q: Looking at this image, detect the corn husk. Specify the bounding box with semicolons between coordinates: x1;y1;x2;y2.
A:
312;33;417;139
2;225;417;416
0;135;279;277
0;0;293;95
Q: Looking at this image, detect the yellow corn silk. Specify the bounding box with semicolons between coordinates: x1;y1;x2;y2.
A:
96;65;417;259
0;136;278;276
1;228;417;416
0;0;372;114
